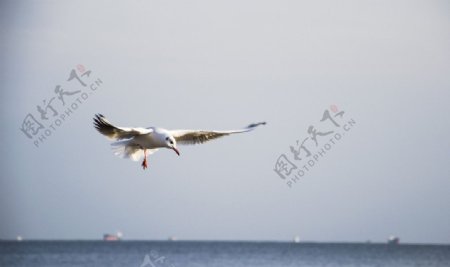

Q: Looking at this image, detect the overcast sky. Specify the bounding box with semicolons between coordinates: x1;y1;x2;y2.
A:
1;0;449;244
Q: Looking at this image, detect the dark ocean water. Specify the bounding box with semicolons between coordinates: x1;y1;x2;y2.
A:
1;241;449;267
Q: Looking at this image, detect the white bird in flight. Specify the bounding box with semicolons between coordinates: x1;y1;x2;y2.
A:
93;114;266;170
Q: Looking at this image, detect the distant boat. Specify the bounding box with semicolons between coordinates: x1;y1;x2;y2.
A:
103;231;123;241
293;236;300;243
387;236;400;245
16;236;23;242
168;236;178;241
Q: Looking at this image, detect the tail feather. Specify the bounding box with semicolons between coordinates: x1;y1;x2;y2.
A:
111;140;158;161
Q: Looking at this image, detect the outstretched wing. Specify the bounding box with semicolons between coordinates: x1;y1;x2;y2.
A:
170;122;266;145
93;114;152;140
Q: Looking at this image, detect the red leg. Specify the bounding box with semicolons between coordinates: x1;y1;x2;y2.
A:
141;149;148;170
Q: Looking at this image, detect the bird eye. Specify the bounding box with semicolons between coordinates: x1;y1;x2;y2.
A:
165;137;169;141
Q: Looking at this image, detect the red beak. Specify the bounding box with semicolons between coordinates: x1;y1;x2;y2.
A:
172;147;180;156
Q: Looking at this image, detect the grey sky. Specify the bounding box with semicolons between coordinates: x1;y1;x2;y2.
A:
1;0;449;243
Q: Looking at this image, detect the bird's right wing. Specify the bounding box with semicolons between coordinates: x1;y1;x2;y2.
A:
170;122;266;145
93;114;152;140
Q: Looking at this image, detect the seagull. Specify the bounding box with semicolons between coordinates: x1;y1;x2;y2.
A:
93;114;266;170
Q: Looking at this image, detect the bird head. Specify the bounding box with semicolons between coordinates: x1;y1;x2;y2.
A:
165;135;180;156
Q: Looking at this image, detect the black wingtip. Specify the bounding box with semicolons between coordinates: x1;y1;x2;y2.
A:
247;122;267;128
93;114;107;131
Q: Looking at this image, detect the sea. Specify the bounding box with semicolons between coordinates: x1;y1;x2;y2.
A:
1;241;449;267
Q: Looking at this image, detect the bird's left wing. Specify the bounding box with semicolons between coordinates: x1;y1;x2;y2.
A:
170;122;266;145
93;114;153;140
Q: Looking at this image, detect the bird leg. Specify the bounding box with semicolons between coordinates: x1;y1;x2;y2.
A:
141;149;148;170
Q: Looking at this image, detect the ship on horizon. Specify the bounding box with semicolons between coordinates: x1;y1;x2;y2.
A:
387;235;400;245
103;231;123;241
